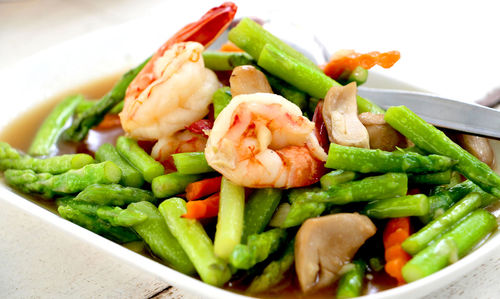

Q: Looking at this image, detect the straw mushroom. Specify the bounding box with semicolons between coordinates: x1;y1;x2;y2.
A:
230;65;272;96
358;112;407;151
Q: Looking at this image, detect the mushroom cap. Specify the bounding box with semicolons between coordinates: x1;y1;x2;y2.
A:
295;213;376;293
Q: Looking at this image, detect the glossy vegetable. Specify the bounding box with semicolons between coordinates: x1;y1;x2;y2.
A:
363;194;429;219
116;136;164;183
95;143;144;187
336;260;366;298
172;152;214;174
383;217;411;285
74;183;155;206
241;188;282;243
183;192;220;219
151;172;202;198
0;154;94;174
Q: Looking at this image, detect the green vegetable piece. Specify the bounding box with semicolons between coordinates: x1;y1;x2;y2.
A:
266;75;308;110
75;99;96;115
242;188;282;243
336;260;366;299
368;257;384;272
171;152;214;174
0;142;21;159
228;17;319;69
127;201;195;275
159;197;231;286
202;51;254;71
320;169;359;190
29;94;83;156
5;161;121;197
95;143;144;187
109;100;124;114
281;189;329;228
340;65;369;86
56;201;139;244
116;136;164;183
326;143;456;173
96;206;148;227
214;177;245;260
62;59;149;142
403;193;482;255
408;170;452;186
294;173;408;205
75;183;154;206
247;238;295;293
151;172;202;198
363;194;430;219
229;228;287;270
257;43;384;114
402;209;497;282
0;154;94;174
212;87;232;119
385;106;500;198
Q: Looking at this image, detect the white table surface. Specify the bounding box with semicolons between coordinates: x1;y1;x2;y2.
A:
1;0;499;298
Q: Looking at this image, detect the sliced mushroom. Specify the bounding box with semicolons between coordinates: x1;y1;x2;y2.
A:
457;134;495;167
229;65;273;96
295;213;376;293
322;82;369;148
358;112;407;151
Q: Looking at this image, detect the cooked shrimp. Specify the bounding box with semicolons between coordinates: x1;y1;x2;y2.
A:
119;42;219;160
205;93;327;188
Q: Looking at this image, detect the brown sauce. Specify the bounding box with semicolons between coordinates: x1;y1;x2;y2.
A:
4;74;497;298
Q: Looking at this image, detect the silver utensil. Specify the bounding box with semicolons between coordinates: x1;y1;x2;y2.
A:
357;87;500;140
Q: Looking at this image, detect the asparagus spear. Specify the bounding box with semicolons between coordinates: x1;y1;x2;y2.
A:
385;106;500;198
320;169;359;190
75;183;154;206
171;152;214;174
4;161;121;197
402;209;497;282
108;201;196;275
338;65;369;86
151;172;202;198
266;75;308;110
0;154;94;174
95;143;144;187
257;43;384;114
293;173;408;205
0;141;21;159
29;94;83;156
402;193;482;255
62;59;149;142
336;260;366;299
241;188;282;243
325;143;456;174
247;239;295;293
56;199;139;244
281;189;329;228
202;51;254;71
212;87;232;119
229;228;287;270
214;177;245;260
96;206;148;227
408;170;452;186
159;197;232;286
363;194;430;219
116;136;164;183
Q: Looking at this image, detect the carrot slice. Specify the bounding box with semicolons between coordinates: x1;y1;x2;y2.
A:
385;258;407;285
385;244;411;262
95;114;122;130
186;176;222;201
383;217;412;285
220;41;244;52
182;192;220;219
323;50;400;79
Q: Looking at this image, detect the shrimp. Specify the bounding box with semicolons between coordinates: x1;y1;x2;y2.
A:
119;2;237;163
205;93;328;188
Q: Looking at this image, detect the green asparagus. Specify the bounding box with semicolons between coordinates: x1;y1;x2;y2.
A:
385;106;500;197
151;172;202;198
336;260;366;299
266;75;308;110
116;136;164;183
408;170;452;186
29;94;83;156
159;197;232;286
96;206;148;227
402;209;497;282
363;194;429;219
75;183;154;206
95;143;144;187
320;169;359;190
171;152;213;174
242;188;282;243
212;87;232;119
338;66;369;86
402;193;482;255
326;143;456;174
229;228;287;270
62;59;149;142
0;142;20;159
202;51;254;71
0;154;94;174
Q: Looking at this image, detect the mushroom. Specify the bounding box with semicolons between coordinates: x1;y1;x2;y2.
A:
229;65;273;96
322;82;369;148
295;213;376;293
456;134;495;167
358;112;407;151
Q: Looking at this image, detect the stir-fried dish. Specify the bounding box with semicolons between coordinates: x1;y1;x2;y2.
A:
1;2;499;297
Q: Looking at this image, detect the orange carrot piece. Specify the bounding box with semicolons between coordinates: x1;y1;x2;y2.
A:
383;217;410;246
323;50;400;79
182;193;220;219
385;244;411;262
385;258;407;285
220;41;244;52
383;217;412;285
185;176;222;201
384;228;410;249
95;114;122;130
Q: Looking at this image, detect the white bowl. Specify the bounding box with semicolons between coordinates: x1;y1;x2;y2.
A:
0;16;499;299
